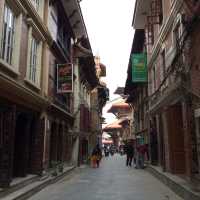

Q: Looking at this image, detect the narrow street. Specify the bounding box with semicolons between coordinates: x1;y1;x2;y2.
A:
29;155;182;200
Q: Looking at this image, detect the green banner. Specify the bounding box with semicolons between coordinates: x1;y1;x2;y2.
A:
131;53;147;82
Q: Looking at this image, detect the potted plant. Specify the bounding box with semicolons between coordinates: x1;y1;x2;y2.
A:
51;161;58;176
58;162;64;173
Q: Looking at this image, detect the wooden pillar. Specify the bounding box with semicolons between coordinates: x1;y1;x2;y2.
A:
55;120;59;162
182;99;193;179
23;116;32;176
61;122;66;162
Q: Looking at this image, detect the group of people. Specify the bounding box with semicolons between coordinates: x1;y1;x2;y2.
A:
124;141;148;168
103;145;115;157
90;142;148;169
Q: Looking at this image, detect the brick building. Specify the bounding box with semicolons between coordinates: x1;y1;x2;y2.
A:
0;0;98;187
124;30;149;156
0;0;52;187
105;99;133;146
90;57;109;150
72;41;109;165
132;0;200;180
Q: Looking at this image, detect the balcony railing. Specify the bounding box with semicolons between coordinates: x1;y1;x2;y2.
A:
49;75;72;113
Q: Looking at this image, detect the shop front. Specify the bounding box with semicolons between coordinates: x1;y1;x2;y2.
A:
0;98;45;187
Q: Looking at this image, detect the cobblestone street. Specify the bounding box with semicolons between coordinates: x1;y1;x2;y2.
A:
29;155;182;200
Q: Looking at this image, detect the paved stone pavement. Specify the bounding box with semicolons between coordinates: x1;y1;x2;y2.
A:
29;155;183;200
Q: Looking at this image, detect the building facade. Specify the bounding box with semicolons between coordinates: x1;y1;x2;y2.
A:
125;30;149;157
105;99;133;146
132;0;200;180
0;0;100;187
0;0;52;187
91;56;109;148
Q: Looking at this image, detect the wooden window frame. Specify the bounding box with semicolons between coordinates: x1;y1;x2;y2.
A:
0;0;23;74
25;25;43;88
29;36;39;83
31;0;40;11
1;4;15;65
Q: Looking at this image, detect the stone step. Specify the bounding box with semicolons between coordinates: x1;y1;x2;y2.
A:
147;165;200;200
0;175;39;199
1;166;75;200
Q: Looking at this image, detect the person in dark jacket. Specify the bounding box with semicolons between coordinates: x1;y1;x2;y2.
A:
92;144;102;168
124;141;134;167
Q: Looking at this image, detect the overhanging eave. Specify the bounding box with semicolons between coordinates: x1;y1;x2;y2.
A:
133;0;151;29
61;0;87;38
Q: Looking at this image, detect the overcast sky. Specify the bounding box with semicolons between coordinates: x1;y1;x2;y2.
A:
80;0;135;124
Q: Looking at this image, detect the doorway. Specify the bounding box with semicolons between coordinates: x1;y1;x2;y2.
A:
13;113;32;177
167;104;186;174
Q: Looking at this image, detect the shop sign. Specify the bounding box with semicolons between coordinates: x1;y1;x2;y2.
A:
57;63;73;93
131;53;147;82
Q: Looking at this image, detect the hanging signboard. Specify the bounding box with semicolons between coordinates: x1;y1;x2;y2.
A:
57;63;73;93
131;53;147;82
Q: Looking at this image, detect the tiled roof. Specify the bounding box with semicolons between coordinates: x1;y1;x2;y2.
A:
103;120;122;131
107;102;130;113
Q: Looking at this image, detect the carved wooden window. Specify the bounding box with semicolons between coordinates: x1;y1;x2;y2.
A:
150;0;163;25
183;0;200;16
145;22;154;45
173;21;182;49
31;0;40;11
145;0;163;45
29;36;39;83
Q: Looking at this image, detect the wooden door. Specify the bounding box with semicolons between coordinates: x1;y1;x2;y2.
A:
168;105;185;174
13;114;32;177
0;106;16;187
30;117;45;175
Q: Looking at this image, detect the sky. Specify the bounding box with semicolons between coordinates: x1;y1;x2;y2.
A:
80;0;135;124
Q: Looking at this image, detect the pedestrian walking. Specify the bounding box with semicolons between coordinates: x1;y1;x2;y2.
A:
91;144;102;168
135;144;145;169
124;141;134;167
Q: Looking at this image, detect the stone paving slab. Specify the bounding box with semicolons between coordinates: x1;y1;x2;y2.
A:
29;155;183;200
